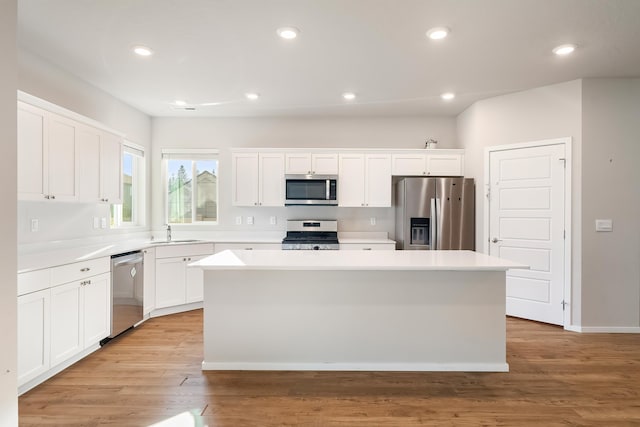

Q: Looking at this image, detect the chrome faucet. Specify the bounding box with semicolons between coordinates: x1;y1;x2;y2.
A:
166;224;172;242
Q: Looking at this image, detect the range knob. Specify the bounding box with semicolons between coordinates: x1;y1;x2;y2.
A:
313;245;320;250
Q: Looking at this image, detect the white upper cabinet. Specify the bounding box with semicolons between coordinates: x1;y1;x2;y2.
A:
77;125;123;204
18;102;79;201
391;150;464;176
98;131;123;204
232;152;284;206
285;152;338;175
338;153;392;207
18;99;123;204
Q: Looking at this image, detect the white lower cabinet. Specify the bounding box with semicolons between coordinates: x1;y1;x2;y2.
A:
50;272;110;367
214;243;282;252
154;243;214;309
17;289;50;385
143;248;156;315
17;257;111;391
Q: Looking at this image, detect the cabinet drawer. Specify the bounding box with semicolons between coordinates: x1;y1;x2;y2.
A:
214;243;281;253
18;268;51;296
155;243;214;259
339;243;396;250
50;257;110;286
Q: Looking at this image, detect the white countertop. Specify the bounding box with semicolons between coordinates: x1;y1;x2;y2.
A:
191;250;528;271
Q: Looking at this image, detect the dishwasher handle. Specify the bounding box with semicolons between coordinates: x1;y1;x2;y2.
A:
112;253;143;267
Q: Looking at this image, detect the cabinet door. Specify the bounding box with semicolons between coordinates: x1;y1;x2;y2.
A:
365;154;392;207
77;125;101;202
338;154;366;207
50;281;83;366
143;248;156;315
17;102;47;200
47;113;78;201
231;153;259;206
185;255;206;303
426;153;463;176
100;131;123;204
83;273;110;348
312;153;339;175
391;154;426;176
285;153;312;174
155;257;186;309
259;153;285;206
17;289;50;386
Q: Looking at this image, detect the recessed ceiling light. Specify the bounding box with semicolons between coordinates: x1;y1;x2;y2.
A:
245;93;260;100
132;45;153;56
174;100;187;106
441;92;455;101
552;44;577;56
342;92;356;100
426;27;449;40
277;27;299;40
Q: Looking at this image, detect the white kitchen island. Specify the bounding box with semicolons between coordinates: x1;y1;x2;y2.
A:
191;250;527;372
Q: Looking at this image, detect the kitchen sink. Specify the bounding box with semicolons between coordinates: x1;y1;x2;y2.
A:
149;239;202;245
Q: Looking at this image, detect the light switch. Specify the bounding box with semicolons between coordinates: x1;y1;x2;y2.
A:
246;216;254;225
30;219;39;232
101;217;107;229
595;219;613;232
235;216;242;225
370;217;376;226
270;216;277;225
93;217;100;229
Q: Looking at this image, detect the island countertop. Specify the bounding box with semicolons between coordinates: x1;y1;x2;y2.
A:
191;249;528;271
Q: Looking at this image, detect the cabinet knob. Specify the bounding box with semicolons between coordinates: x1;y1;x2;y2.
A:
80;267;90;272
363;248;372;251
423;171;426;175
50;195;56;199
183;258;187;261
44;195;50;199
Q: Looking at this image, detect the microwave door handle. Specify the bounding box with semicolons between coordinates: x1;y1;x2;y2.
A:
326;180;330;200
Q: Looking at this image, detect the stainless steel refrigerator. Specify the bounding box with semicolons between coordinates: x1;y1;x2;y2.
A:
395;177;475;250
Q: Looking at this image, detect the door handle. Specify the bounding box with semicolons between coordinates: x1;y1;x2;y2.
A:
491;237;502;243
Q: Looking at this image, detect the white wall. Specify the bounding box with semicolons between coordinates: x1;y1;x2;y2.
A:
17;49;153;244
456;80;583;325
581;78;640;328
0;1;18;425
151;116;457;238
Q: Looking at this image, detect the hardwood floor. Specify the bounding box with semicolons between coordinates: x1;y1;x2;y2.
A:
19;309;640;426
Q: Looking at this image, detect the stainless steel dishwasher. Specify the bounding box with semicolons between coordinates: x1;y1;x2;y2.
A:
109;251;144;338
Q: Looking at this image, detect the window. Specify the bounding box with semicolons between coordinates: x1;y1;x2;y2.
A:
163;150;219;224
111;144;145;227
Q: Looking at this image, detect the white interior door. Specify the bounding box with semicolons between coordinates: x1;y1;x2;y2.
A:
488;143;566;325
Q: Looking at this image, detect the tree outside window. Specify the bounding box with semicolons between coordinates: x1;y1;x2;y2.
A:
166;158;218;224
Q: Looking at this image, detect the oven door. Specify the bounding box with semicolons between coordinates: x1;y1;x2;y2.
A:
285;175;338;205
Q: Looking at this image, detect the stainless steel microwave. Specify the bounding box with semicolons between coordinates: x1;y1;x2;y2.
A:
285;174;338;206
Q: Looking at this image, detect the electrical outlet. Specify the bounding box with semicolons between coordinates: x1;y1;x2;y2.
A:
30;219;39;232
93;217;100;229
235;216;242;225
270;216;277;225
246;216;254;225
101;217;107;229
370;217;376;226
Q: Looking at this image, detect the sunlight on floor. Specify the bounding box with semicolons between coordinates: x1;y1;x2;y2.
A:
148;410;205;427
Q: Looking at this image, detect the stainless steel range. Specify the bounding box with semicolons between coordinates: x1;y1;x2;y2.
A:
282;220;339;250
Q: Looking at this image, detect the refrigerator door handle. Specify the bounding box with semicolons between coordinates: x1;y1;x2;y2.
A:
430;197;437;250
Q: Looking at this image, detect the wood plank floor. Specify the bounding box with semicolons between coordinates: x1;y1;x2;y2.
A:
19;309;640;426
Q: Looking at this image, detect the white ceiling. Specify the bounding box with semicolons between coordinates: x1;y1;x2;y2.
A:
17;0;640;118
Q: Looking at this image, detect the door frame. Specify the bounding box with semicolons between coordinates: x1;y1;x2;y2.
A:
483;137;572;328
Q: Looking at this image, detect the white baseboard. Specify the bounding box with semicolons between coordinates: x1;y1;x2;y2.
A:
202;361;509;372
18;343;102;396
150;301;203;318
579;326;640;333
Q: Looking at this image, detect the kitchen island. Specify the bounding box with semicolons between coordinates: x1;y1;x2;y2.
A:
191;250;527;372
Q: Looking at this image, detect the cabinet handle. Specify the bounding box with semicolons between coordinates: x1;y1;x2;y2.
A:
80;267;90;272
85;280;91;286
245;248;253;250
363;248;372;250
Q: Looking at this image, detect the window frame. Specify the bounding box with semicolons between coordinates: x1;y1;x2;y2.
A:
111;142;145;228
162;149;220;226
